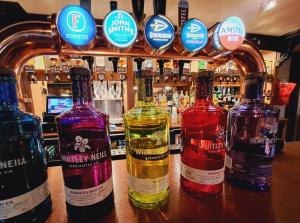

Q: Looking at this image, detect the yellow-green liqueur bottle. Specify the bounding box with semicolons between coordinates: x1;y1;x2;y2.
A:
124;58;170;209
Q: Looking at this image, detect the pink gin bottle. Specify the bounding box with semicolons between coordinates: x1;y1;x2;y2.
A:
56;67;113;221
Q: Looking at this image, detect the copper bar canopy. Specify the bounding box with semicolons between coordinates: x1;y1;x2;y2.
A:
0;18;266;77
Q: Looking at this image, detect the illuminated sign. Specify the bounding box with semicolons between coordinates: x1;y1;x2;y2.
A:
180;19;208;52
213;16;245;51
57;5;96;47
144;15;175;50
103;10;138;48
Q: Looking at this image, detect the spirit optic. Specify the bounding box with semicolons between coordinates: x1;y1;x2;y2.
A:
181;71;227;195
124;68;170;209
0;68;52;222
56;67;113;221
225;73;279;190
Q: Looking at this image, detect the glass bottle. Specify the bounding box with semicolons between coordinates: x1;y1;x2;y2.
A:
184;91;190;107
124;74;170;209
179;90;185;106
0;68;52;222
181;71;227;196
56;67;113;221
225;73;279;190
173;90;179;106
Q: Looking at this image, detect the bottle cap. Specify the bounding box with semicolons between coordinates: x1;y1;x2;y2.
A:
69;67;91;77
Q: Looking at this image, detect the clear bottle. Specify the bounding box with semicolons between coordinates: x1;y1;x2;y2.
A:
173;90;179;106
0;68;52;222
56;67;113;221
124;75;170;209
225;73;279;190
179;90;185;106
181;71;227;196
184;91;190;107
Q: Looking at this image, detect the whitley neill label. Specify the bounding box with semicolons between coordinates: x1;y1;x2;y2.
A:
61;135;109;169
0;157;27;170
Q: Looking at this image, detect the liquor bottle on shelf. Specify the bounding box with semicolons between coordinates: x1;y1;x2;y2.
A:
189;90;195;106
167;93;173;107
184;91;190;107
0;68;52;222
158;93;163;106
225;73;279;191
173;90;179;106
124;64;170;209
181;71;227;196
56;67;113;221
179;90;185;106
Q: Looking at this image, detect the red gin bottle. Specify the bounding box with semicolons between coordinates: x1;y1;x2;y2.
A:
56;67;113;221
180;71;227;196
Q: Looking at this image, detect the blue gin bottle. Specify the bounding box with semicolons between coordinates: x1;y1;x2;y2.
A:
0;68;52;222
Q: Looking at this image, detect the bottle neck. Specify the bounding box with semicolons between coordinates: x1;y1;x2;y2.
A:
195;74;213;104
244;77;264;102
71;74;93;107
137;76;154;107
0;76;19;109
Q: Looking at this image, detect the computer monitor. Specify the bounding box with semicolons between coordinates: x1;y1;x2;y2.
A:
46;96;73;115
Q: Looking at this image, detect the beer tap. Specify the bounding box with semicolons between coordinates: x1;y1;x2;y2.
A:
178;0;189;27
82;56;94;73
134;58;145;79
178;60;190;81
153;0;166;15
108;57;120;82
110;0;117;11
157;59;169;83
108;57;119;74
131;0;145;31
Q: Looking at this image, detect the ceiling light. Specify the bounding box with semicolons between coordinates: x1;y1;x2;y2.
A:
262;0;277;11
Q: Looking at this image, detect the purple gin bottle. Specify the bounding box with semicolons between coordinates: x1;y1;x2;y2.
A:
56;67;113;221
225;73;279;191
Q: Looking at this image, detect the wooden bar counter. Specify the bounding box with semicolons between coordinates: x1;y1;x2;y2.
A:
46;142;300;223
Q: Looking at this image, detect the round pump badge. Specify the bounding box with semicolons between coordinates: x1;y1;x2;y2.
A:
56;5;96;48
144;15;175;50
180;19;208;52
103;10;138;48
218;16;245;51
